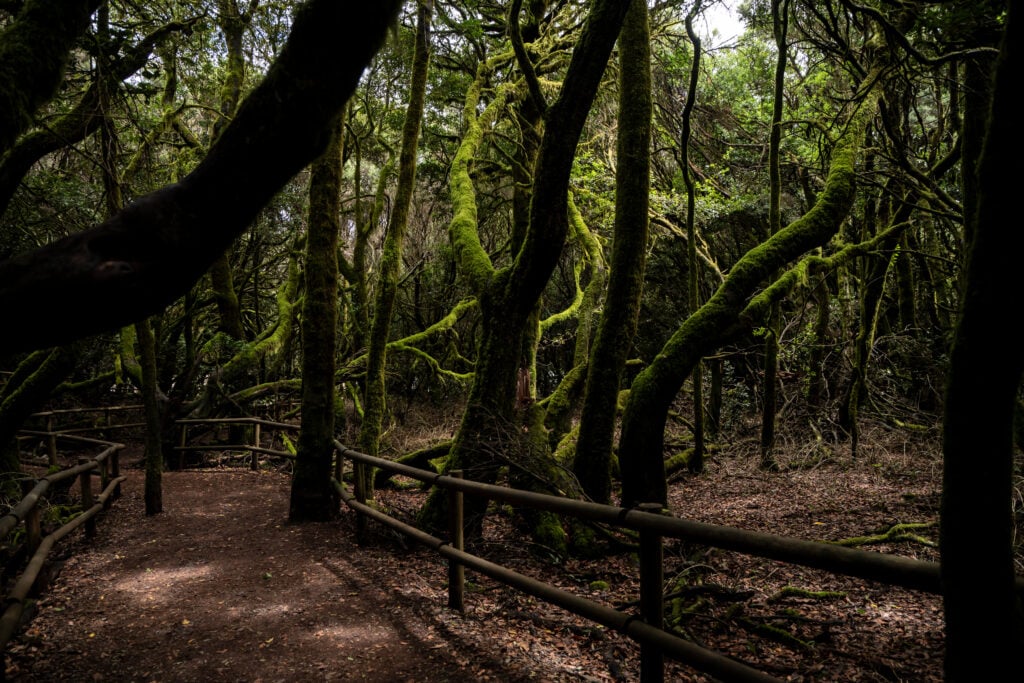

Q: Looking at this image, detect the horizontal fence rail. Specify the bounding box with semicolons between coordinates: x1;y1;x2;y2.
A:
332;442;1024;682
21;405;143;467
174;417;299;469
0;437;126;651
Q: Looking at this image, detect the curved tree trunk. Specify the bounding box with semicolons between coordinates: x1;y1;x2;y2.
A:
418;0;632;536
618;76;882;508
0;0;402;357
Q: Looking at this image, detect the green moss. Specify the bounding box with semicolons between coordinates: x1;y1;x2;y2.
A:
767;586;847;602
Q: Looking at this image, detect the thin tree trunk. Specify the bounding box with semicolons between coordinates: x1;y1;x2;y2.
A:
358;0;433;491
573;0;651;503
137;318;163;514
682;13;705;475
759;0;790;472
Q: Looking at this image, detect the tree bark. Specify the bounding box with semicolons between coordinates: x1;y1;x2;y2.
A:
573;0;651;504
290;119;344;522
941;4;1024;677
358;0;433;482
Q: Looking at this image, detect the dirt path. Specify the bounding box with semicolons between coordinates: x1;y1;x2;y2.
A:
5;469;526;682
4;431;952;682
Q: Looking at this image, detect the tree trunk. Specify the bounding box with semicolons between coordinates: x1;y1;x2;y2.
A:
358;0;433;488
618;76;882;508
418;0;632;535
573;0;651;504
290;119;344;522
759;0;789;472
137;318;164;515
941;5;1024;677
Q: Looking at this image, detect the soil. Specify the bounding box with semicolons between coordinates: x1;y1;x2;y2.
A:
3;422;961;682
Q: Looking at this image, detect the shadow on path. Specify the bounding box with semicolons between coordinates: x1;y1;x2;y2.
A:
6;469;522;682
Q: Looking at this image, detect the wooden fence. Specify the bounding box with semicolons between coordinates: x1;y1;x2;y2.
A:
332;442;1024;683
174;417;298;469
21;405;143;466
0;436;126;651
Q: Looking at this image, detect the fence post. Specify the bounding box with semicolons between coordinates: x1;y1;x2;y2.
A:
46;416;57;467
638;502;665;683
251;422;261;471
21;479;41;556
178;422;188;470
447;470;465;612
110;449;121;499
99;454;110;509
353;455;367;543
78;459;96;539
333;446;343;484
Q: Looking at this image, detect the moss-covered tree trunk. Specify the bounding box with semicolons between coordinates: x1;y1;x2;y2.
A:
358;0;433;487
290;118;344;522
0;0;103;156
207;0;248;341
418;0;632;535
759;0;789;472
618;76;882;508
137;317;163;515
941;5;1024;677
573;0;651;504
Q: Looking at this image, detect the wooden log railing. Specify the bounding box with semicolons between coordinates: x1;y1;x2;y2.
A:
21;405;144;466
174;417;299;470
331;442;1024;683
0;438;126;651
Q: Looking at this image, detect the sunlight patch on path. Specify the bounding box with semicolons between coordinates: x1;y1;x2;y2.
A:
113;564;215;603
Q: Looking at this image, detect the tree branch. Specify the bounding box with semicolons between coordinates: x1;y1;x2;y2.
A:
0;0;401;357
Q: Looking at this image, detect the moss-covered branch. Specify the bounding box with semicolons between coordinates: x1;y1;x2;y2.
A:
0;0;402;356
447;59;513;294
829;522;936;548
619;68;884;507
0;0;102;155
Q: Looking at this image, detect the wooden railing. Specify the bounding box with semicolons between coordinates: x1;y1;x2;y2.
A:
331;443;1024;683
22;405;143;466
174;417;298;470
0;436;126;650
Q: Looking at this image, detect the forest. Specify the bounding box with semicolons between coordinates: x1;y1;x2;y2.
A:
0;0;1020;680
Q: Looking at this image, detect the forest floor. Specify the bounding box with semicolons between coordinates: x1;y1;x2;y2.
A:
2;417;977;682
